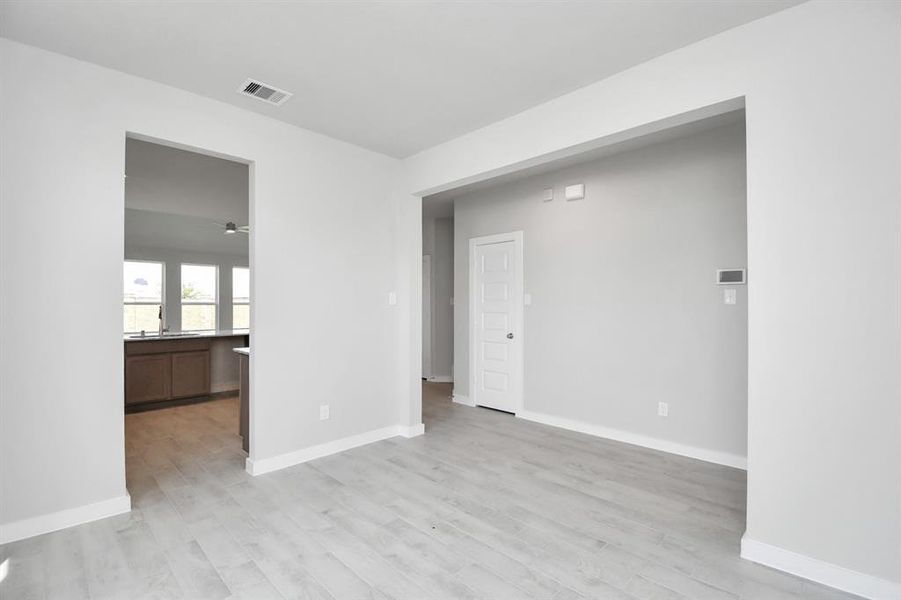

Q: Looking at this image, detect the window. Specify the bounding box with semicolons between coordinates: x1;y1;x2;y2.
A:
181;264;217;331
232;267;250;330
124;260;164;334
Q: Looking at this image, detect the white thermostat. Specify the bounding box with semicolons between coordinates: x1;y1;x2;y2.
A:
564;183;585;201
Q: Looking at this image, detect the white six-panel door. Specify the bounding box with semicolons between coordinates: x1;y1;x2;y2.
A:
470;232;523;413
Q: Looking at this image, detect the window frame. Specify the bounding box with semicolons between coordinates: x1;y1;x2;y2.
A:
180;262;219;332
123;259;165;334
232;266;250;331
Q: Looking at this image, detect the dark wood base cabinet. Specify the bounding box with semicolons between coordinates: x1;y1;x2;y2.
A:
125;339;211;408
125;354;171;404
238;353;249;453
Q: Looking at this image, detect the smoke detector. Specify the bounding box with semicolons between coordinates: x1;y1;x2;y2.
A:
238;78;292;106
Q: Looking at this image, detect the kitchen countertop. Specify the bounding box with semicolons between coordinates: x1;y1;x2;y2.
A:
124;329;250;342
233;347;250;356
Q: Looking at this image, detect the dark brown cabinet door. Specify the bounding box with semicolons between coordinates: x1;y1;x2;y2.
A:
125;354;171;405
171;351;210;399
238;355;249;453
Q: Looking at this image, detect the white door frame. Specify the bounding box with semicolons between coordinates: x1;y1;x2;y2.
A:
422;254;432;379
469;231;524;414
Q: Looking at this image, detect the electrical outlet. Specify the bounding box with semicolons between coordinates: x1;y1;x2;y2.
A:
320;404;330;420
657;402;668;417
724;289;737;305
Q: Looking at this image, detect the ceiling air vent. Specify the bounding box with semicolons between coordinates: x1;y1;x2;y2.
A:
238;78;292;106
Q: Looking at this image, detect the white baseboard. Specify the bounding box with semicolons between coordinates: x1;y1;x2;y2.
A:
398;423;425;438
0;494;131;544
427;375;454;383
516;409;747;470
741;537;900;599
452;393;474;407
246;424;423;476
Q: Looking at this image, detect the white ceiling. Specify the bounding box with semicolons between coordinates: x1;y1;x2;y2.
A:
125;208;249;257
0;1;800;158
125;138;249;223
125;138;249;256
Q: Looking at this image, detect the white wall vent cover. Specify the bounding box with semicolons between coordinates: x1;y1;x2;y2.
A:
238;78;293;106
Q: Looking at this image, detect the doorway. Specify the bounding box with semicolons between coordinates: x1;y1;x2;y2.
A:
421;202;455;389
468;232;524;414
122;134;253;497
420;112;748;469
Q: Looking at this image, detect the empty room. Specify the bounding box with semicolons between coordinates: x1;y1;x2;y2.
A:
1;2;899;600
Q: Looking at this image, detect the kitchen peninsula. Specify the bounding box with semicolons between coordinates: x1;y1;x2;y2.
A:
233;346;250;453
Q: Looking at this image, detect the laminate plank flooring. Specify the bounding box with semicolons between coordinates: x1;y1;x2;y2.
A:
0;385;861;599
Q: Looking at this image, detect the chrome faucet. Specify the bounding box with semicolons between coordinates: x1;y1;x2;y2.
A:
158;305;169;336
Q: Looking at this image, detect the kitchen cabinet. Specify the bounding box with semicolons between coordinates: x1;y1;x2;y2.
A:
171;351;211;398
125;338;211;408
235;349;249;453
125;354;171;405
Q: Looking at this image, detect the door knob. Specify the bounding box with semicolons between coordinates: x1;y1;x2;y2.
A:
506;333;514;339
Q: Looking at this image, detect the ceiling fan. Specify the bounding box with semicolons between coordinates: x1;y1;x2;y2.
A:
214;221;250;235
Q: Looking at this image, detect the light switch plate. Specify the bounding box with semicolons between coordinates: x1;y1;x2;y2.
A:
542;188;554;202
388;291;397;306
320;404;330;420
724;289;737;305
658;402;668;417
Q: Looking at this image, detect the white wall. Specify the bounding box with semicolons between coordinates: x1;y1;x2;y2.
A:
454;122;747;459
0;39;400;537
398;0;901;592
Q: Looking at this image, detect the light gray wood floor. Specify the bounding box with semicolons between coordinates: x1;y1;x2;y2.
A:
1;383;860;599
